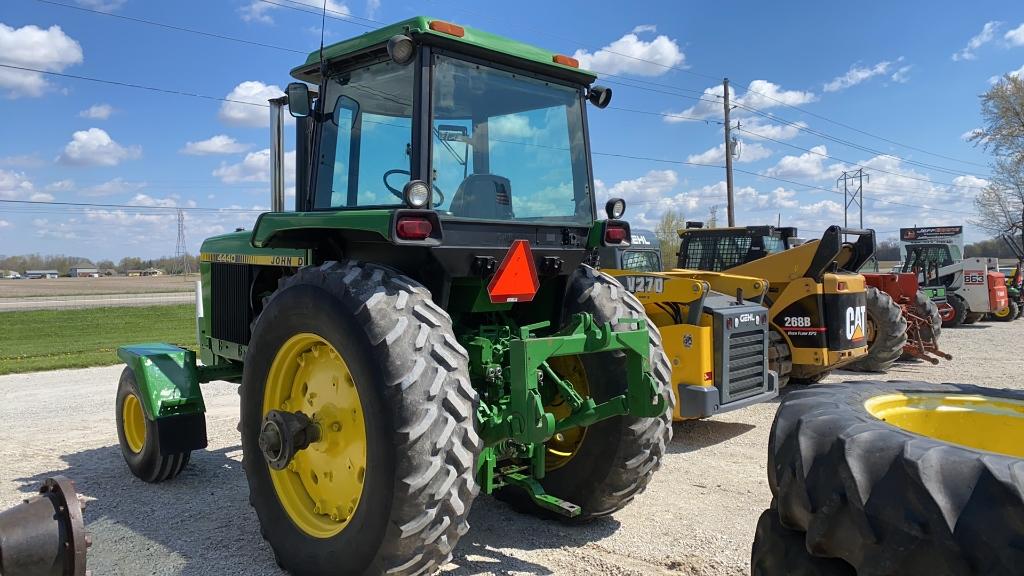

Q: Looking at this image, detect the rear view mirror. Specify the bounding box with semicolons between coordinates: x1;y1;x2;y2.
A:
332;95;360;126
286;82;311;118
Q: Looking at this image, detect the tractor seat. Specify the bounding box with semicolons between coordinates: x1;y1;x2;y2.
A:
449;174;514;220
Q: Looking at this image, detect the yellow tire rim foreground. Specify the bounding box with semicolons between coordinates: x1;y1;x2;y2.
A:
866;393;1024;458
264;333;367;538
995;306;1011;318
122;393;147;454
544;356;590;471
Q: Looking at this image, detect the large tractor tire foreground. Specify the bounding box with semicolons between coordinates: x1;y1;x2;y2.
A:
751;506;854;576
0;476;90;576
767;380;1024;575
844;287;908;373
241;262;481;575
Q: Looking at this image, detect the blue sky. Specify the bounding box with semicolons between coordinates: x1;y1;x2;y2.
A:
1;0;1023;259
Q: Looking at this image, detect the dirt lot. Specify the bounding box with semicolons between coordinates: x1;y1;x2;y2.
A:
0;321;1020;575
0;274;197;297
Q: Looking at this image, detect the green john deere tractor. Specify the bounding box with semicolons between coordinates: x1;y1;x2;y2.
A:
114;17;676;575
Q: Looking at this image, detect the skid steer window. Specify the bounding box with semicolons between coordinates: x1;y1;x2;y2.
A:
620;250;661;272
316;60;415;209
430;54;592;224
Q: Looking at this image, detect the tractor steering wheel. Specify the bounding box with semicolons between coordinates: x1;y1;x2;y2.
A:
383;169;445;207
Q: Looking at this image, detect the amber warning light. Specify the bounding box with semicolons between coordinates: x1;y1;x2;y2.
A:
487;240;540;304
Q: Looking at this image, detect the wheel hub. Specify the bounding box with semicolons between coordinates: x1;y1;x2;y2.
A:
259;410;321;470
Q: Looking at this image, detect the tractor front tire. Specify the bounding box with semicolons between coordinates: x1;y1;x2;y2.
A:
768;330;794;388
241;262;481;576
751;507;855;576
943;294;968;327
769;380;1024;575
915;290;942;342
993;301;1019;322
844;287;907;373
502;266;673;521
116;367;192;483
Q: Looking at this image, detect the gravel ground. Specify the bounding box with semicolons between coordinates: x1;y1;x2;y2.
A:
1;320;1020;575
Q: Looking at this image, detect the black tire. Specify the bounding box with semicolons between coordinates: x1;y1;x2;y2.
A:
241;262;481;576
963;311;985;324
993;301;1019;322
943;294;968;327
789;369;829;385
751;507;855;576
500;265;674;521
768;330;793;388
844;287;908;373
769;380;1024;575
115;367;191;483
915;290;942;342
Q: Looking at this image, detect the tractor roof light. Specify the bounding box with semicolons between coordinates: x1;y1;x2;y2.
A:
387;35;416;65
588;85;612;108
605;198;626;220
429;20;465;37
553;54;580;68
403;180;430;208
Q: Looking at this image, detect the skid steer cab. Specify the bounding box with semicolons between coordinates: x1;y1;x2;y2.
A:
676;224;872;387
902;243;1007;327
601;229;778;420
113;17;676;576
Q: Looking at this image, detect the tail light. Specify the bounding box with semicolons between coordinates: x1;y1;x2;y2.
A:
396;217;432;240
604;222;628;244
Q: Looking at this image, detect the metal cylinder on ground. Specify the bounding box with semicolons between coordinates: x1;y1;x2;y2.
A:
0;476;90;576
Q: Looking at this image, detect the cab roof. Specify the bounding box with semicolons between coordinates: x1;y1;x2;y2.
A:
290;16;597;84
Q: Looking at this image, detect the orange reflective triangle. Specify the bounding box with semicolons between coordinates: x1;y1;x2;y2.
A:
487;239;539;303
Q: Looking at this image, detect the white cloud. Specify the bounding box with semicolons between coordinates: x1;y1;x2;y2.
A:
58;128;141;166
79;104;113;119
824;59;903;92
74;0;126;10
0;23;84;98
181;134;253;155
219;81;285;127
365;0;380;19
632;24;657;34
0;154;43;167
952;175;990;190
961;128;983;141
80;177;147;196
763;145;831;180
46;179;75;192
736;186;799;210
687;142;771;165
890;65;912;84
953;21;1001;61
213;148;296;184
663;80;816;123
130;193;194;208
0;220;9;228
0;169;34;200
1007;23;1024;46
240;0;349;24
29;192;54;202
800;200;844;217
572;32;685;76
596;169;679;206
740;117;806;141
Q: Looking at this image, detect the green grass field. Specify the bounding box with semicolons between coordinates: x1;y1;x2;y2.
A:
0;305;195;375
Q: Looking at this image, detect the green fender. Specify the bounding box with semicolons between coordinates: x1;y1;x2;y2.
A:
117;343;205;420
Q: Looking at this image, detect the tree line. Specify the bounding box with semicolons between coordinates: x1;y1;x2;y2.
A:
0;254;199;276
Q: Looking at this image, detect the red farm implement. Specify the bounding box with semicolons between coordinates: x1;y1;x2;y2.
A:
862;272;952;365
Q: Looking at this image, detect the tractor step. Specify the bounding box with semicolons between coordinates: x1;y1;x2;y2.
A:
502;472;581;518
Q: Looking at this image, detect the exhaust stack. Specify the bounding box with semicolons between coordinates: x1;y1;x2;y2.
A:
269;95;287;212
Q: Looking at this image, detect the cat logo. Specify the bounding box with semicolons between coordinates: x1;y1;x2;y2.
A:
845;305;866;341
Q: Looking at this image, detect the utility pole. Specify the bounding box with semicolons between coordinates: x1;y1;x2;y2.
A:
837;168;869;231
723;77;735;227
175;209;191;276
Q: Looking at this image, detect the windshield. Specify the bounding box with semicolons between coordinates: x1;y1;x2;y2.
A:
430;54;593;224
620;250;662;272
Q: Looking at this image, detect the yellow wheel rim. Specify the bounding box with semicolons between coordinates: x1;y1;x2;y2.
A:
544;356;590;471
865;393;1024;457
122;393;146;454
995;306;1011;318
264;333;367;538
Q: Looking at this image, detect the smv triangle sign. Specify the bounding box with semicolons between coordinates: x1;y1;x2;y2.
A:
487;239;539;303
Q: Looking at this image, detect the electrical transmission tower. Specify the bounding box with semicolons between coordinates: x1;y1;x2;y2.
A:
175;209;192;276
837;169;869;230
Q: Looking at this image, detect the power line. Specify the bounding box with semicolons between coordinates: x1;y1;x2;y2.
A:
0;198;263;212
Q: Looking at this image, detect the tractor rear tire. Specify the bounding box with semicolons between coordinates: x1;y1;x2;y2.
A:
963;311;985;324
993;301;1019;322
915;290;942;342
116;367;191;483
241;262;481;576
751;507;855;576
769;380;1024;576
500;266;674;521
768;330;793;388
844;287;907;373
943;294;968;327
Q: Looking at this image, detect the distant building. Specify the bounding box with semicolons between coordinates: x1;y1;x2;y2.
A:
142;268;165;276
127;270;144;277
1;270;21;279
25;270;59;279
68;267;99;277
